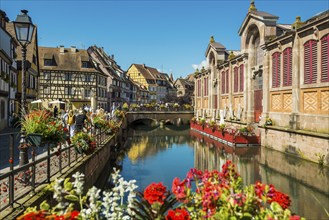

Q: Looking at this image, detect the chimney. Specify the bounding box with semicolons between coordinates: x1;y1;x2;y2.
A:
59;45;64;53
71;46;76;53
111;54;114;59
142;64;146;68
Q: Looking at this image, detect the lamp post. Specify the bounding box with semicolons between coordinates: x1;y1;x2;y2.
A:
13;9;35;166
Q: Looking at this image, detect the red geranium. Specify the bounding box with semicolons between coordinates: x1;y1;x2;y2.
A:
172;177;187;201
166;208;190;220
144;182;167;205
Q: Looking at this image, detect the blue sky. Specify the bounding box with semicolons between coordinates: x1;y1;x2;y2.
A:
1;0;328;79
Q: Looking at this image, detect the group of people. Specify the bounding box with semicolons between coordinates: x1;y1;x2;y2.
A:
59;105;115;138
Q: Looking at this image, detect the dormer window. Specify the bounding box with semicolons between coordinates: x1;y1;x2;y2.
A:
44;59;54;66
82;61;90;68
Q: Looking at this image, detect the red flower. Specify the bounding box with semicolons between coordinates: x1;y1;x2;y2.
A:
144;182;167;205
172;177;187;201
290;215;301;220
166;208;190;220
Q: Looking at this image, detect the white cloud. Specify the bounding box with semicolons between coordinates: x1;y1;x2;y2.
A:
192;59;208;71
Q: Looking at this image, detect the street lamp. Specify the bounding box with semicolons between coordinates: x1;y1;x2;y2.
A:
13;9;35;166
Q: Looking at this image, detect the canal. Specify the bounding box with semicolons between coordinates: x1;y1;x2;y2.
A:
106;124;329;220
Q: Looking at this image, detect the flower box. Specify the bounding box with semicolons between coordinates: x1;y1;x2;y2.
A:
27;133;43;147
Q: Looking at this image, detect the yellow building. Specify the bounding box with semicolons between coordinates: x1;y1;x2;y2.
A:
127;63;167;103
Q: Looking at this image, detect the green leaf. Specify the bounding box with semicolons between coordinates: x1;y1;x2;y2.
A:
64;194;79;202
39;200;50;211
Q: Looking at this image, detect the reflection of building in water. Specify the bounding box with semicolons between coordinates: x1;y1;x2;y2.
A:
127;126;193;163
259;148;329;219
191;130;260;185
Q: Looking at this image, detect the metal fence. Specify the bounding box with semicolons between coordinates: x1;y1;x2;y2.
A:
0;128;110;213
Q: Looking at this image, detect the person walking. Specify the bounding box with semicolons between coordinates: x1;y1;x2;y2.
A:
54;106;58;118
75;109;89;133
67;110;76;137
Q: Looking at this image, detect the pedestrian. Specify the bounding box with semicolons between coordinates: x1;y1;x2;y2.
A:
62;110;69;128
54;106;58;118
67;110;75;137
75;109;89;133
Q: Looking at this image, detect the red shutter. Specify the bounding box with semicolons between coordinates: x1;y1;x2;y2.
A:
272;52;281;88
221;71;225;94
226;70;229;94
304;40;317;84
283;48;292;86
234;67;238;93
239;64;244;92
321;34;329;82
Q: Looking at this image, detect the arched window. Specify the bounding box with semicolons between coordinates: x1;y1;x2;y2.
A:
321;34;329;82
304;40;317;84
272;52;281;88
283;47;292;86
234;67;239;93
239;64;244;92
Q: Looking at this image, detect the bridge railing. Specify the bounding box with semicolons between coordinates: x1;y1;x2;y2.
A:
0;127;110;213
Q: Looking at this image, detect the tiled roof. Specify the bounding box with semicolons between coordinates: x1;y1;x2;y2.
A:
38;46;98;73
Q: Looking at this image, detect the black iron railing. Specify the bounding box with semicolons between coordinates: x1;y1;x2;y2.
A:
0;127;110;212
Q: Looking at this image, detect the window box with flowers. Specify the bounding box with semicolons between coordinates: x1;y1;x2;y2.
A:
92;113;107;129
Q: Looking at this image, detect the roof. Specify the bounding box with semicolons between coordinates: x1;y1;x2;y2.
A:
238;10;279;36
205;40;226;57
133;64;162;81
38;46;100;73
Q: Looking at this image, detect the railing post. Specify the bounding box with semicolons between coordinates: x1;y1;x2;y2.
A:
68;141;71;167
31;147;36;193
47;145;50;183
9;133;14;208
59;143;62;174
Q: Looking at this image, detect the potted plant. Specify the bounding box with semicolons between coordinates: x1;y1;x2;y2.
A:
265;117;274;126
92;113;107;129
71;132;96;155
21;109;67;148
122;102;129;112
208;120;217;132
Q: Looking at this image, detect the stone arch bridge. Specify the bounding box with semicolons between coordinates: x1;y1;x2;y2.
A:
126;111;194;126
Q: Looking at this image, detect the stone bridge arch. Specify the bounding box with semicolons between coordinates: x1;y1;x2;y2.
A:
126;111;194;126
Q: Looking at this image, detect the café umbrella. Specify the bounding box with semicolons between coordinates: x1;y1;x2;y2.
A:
49;100;65;104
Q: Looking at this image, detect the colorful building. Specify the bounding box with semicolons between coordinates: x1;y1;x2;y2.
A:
194;2;329;164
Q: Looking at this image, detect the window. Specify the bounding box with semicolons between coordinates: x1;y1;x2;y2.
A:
82;61;90;68
203;77;208;96
44;72;50;79
234;67;239;93
44;59;53;66
65;87;73;95
33;55;36;64
197;79;201;97
225;70;229;93
221;71;225;94
304;40;317;84
84;89;91;98
0;100;5;119
283;48;292;86
272;52;281;88
239;64;244;92
44;86;50;94
321;34;329;82
85;75;92;82
64;73;71;81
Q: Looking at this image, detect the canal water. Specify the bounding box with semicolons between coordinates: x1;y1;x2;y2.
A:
110;125;329;220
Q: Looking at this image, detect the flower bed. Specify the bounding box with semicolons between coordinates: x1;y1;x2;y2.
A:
17;161;304;220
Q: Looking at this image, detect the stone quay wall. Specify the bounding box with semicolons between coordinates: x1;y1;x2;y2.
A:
259;126;329;166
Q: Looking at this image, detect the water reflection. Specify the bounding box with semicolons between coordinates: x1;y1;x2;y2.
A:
117;125;329;219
